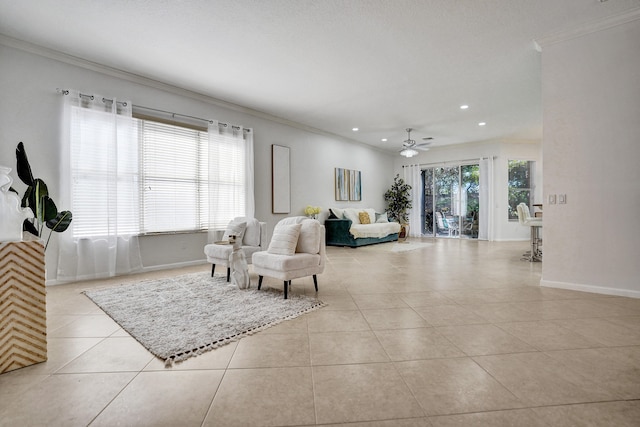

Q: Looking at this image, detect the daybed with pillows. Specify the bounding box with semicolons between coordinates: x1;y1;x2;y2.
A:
325;207;401;247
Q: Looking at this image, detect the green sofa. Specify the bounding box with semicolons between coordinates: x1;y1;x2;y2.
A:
324;218;399;247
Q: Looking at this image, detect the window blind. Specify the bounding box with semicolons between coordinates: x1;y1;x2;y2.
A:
140;120;209;233
70;107;249;238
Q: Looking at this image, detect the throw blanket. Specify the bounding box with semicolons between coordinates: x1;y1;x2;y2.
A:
350;222;401;239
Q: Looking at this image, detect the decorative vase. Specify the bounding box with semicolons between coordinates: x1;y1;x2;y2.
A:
398;223;409;242
0;166;32;242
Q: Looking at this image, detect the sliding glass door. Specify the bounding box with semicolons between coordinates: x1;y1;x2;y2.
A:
422;163;479;239
460;164;479;238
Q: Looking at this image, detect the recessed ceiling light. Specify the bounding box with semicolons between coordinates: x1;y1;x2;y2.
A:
352;127;359;131
478;122;486;126
381;138;387;142
460;105;469;110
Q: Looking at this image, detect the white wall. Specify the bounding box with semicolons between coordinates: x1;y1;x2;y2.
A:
0;42;394;282
394;139;543;241
540;14;640;297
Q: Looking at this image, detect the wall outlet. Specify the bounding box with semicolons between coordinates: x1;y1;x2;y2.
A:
558;194;567;204
548;194;556;204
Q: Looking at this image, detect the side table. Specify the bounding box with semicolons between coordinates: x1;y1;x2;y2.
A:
1;239;47;374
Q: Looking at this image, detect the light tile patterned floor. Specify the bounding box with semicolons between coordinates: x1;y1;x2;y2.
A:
1;238;639;426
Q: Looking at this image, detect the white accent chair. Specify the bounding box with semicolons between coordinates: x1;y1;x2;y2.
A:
516;203;542;262
252;216;326;299
204;217;267;282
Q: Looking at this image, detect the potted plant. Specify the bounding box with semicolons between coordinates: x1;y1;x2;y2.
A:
383;174;412;240
10;142;72;250
304;205;321;219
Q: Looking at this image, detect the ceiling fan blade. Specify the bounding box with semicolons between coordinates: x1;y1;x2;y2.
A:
399;128;433;153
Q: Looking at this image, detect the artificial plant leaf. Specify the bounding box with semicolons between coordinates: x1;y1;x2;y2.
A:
23;218;39;237
41;195;58;222
21;185;34;211
46;210;72;233
33;178;49;199
16;142;34;186
33;179;50;222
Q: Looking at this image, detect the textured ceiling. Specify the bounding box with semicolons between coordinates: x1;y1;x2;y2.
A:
1;0;639;152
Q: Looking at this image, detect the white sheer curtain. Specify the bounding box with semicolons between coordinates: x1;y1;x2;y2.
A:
57;90;142;281
478;157;494;241
207;122;254;243
403;164;423;237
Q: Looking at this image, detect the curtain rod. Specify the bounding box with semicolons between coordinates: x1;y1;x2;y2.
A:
57;88;250;132
402;156;497;168
134;105;251;132
133;104;215;125
57;88;128;107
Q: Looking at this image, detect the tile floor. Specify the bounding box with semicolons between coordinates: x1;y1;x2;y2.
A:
1;238;640;426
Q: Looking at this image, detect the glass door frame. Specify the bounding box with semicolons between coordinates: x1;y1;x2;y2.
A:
421;161;479;239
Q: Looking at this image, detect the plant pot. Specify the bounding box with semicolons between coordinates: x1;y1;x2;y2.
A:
398;223;409;242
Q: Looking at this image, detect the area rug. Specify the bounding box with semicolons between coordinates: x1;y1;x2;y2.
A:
83;272;325;366
361;241;432;253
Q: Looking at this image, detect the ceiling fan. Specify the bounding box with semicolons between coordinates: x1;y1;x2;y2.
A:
399;128;433;157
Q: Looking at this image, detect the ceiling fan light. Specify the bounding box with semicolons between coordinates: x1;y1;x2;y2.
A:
400;148;418;158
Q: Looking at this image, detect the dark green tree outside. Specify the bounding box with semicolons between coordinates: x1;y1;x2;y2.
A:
508;160;532;220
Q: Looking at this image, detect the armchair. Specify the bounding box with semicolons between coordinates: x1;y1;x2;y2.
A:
204;217;266;281
252;216;326;299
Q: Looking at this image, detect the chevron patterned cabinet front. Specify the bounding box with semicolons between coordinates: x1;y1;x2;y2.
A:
0;240;47;374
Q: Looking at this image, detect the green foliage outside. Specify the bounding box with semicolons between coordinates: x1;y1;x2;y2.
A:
508;160;532;220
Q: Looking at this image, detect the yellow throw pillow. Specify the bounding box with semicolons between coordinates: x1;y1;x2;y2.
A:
358;211;371;224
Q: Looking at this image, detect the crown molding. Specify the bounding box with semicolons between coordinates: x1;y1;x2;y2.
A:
534;7;640;50
0;33;384;153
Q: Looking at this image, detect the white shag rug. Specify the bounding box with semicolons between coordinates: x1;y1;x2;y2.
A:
84;272;325;366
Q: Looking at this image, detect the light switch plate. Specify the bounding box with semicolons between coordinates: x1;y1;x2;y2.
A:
558;194;566;204
548;194;556;204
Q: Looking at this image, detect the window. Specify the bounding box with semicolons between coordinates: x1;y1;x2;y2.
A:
139;119;209;233
508;160;534;220
70;108;249;238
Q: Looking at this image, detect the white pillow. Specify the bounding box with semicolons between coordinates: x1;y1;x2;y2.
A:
330;207;344;219
365;208;376;223
242;218;261;247
343;208;361;224
222;219;247;242
375;212;389;223
297;220;321;254
267;223;301;255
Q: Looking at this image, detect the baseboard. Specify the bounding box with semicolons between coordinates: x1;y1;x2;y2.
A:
141;259;208;273
540;279;640;299
46;260;208;286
